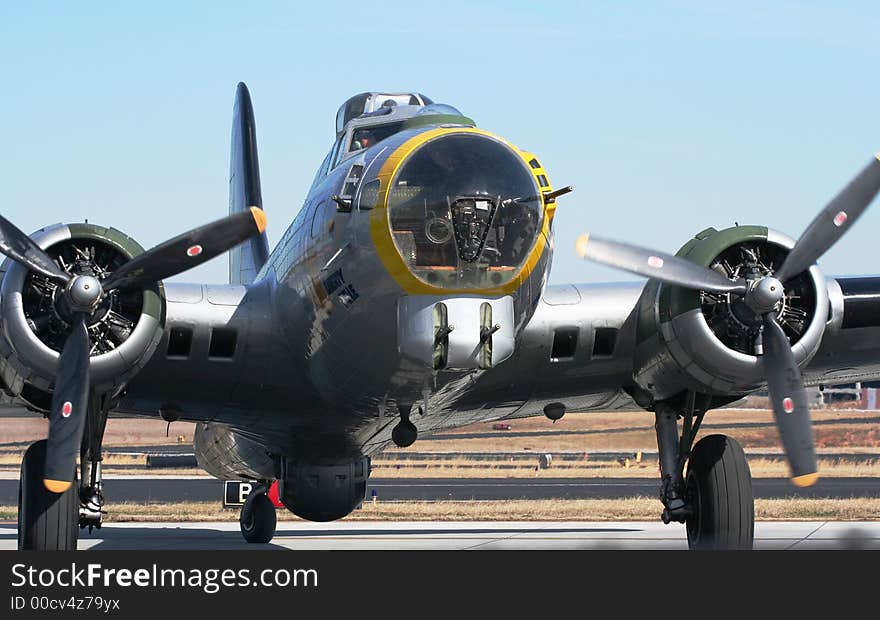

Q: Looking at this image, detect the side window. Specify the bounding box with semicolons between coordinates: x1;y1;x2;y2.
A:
329;135;345;170
311;199;331;238
340;165;364;200
309;151;333;192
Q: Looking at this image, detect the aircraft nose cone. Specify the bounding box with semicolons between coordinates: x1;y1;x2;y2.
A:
67;275;103;311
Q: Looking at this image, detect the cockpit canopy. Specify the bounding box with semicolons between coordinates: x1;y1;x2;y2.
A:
335;92;434;136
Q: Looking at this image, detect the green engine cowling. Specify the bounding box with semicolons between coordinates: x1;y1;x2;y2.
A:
631;225;828;404
0;222;165;411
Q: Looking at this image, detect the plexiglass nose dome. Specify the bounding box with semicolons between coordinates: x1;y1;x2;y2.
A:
387;133;542;289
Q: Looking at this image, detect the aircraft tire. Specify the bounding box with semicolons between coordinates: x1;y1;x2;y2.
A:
240;491;276;544
685;434;754;550
18;440;79;551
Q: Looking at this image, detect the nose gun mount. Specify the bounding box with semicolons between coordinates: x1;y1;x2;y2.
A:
398;296;515;371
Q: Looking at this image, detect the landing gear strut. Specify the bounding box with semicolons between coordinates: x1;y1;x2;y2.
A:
17;392;114;549
654;392;754;550
239;483;277;544
79;393;109;532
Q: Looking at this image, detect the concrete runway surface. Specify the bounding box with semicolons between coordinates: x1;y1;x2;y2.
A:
2;521;879;550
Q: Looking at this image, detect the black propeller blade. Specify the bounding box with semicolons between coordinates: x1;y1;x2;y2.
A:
101;207;267;291
576;153;880;486
776;155;880;283
0;214;70;283
576;234;747;294
760;313;816;485
43;314;90;492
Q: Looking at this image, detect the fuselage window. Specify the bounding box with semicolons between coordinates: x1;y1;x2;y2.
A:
309;151;333;192
209;328;237;359
551;328;578;361
592;328;618;358
357;179;380;211
167;327;193;358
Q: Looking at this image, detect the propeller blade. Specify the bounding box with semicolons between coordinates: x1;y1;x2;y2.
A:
0;214;70;283
43;314;90;492
760;313;817;486
102;207;267;291
576;233;747;294
776;154;880;282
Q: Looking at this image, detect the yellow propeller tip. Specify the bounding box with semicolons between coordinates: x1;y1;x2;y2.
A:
791;472;819;488
43;479;72;493
249;206;267;234
575;233;590;257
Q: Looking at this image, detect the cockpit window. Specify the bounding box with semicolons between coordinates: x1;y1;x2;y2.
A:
350;122;405;152
387;133;542;289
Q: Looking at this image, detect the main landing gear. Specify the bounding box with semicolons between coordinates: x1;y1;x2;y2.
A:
239;483;277;544
18;394;111;550
654;392;754;550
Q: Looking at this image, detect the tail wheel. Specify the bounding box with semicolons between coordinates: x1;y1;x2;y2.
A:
685;434;754;550
240;491;276;544
18;440;79;551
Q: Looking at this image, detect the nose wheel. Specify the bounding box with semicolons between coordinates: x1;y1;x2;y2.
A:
239;484;277;544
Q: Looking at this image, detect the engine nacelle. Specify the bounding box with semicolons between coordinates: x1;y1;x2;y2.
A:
632;225;828;402
0;223;165;410
278;458;370;522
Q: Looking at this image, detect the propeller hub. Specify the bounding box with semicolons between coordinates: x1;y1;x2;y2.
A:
66;275;103;312
745;276;785;315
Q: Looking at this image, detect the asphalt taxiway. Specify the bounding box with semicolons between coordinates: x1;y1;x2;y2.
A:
2;520;878;550
3;476;880;504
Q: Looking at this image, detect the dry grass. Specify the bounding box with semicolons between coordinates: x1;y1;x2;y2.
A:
0;453;148;467
370;456;880;478
394;408;880;453
3;497;878;523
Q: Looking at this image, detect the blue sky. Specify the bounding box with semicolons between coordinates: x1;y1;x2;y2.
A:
2;1;879;285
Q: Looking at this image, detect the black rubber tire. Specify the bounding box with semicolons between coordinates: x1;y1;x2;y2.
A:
685;434;754;550
240;493;277;544
18;440;79;551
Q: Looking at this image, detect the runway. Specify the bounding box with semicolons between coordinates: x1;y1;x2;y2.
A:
3;476;880;504
2;520;878;550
